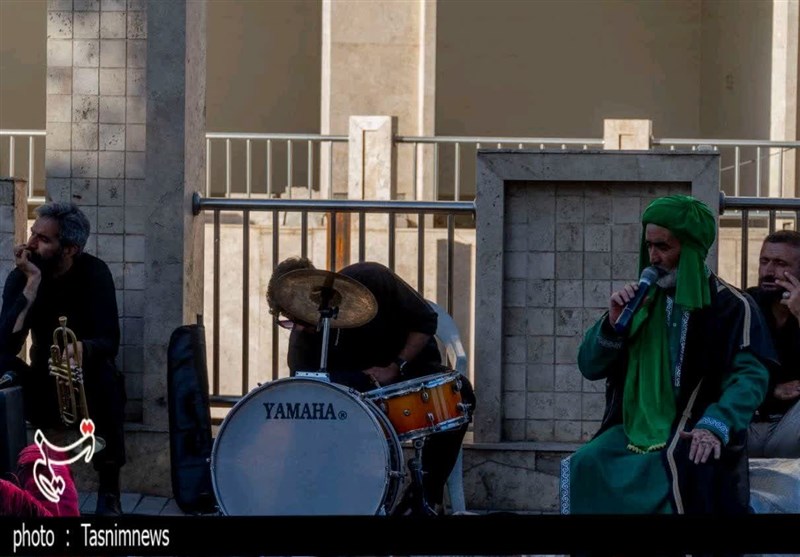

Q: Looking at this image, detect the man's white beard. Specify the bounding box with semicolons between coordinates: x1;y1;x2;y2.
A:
656;268;678;289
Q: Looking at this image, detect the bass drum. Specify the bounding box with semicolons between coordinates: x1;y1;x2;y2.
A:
210;376;404;515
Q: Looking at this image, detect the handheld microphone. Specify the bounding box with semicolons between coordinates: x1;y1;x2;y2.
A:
0;370;17;389
613;266;664;334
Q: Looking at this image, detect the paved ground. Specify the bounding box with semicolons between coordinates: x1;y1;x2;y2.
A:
77;490;194;516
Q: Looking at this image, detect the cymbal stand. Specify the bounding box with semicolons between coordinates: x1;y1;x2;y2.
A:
315;286;339;375
403;437;437;516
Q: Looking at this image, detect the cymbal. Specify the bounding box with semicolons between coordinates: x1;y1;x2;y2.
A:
271;269;378;328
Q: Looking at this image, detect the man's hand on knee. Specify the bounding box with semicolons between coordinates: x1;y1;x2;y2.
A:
679;428;722;464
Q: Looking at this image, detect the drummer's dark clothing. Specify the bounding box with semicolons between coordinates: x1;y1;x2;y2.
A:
287;261;475;512
0;252;127;472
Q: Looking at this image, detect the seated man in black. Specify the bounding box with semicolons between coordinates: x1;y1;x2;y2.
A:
747;230;800;458
0;202;126;516
267;256;476;515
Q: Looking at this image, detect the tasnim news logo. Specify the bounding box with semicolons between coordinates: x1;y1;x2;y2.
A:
33;419;97;503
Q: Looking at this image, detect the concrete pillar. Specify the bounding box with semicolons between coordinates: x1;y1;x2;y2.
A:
770;0;799;197
45;0;148;425
603;119;652;150
320;0;435;201
0;178;27;291
143;0;206;434
348;115;397;201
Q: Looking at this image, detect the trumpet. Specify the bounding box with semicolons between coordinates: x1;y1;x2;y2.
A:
48;316;90;427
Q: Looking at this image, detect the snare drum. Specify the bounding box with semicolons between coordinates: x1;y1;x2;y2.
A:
364;371;469;442
210;376;404;515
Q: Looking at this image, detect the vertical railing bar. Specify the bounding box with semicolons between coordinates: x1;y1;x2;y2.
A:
267;140;273;196
359;212;366;262
307;140;313;197
412;142;418;201
301;211;308;259
741;209;749;289
417;211;425;295
272;209;280;381
327;141;333;199
756;147;762;197
213;209;221;394
734;146;740;196
28;136;35;198
388;213;396;272
779;148;785;196
447;213;455;315
287;140;293;198
433;143;439;201
225;138;231;197
246;139;252;198
206;138;211;196
454;143;461;201
242;210;250;394
329;211;337;270
9;136;15;178
769;209;776;234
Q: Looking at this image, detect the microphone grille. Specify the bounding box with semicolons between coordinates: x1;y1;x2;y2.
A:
640;266;663;283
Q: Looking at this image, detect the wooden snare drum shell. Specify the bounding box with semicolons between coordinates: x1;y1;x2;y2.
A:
368;372;465;440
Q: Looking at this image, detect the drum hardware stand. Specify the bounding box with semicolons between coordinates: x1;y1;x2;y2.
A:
399;437;438;516
315;285;338;377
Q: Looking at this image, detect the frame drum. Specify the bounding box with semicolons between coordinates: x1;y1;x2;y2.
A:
210;377;404;515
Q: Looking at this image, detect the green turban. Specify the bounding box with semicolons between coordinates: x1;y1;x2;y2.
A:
639;195;716;310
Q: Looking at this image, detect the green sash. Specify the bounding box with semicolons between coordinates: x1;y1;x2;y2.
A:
622;289;676;453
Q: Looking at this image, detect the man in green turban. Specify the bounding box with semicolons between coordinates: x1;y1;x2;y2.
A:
561;195;776;519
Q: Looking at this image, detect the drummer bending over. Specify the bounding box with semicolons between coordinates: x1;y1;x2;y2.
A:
266;257;476;516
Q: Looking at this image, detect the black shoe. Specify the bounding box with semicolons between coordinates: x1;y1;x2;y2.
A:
95;492;122;516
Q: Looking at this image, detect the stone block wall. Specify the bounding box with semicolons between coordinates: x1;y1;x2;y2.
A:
46;0;147;422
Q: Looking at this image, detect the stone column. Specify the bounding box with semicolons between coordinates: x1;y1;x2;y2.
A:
0;178;27;290
603;119;652;150
320;0;436;201
143;0;206;432
769;0;799;197
45;0;148;424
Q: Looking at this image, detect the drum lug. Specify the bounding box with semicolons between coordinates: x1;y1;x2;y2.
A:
380;402;388;413
453;378;462;392
421;390;429;402
403;409;411;416
427;412;435;424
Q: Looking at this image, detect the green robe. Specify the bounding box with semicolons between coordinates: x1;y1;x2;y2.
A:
561;292;769;514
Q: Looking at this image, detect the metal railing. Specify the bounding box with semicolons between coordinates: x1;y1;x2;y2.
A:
0;129;46;202
205;132;348;199
191;193;475;408
4;128;799;205
654;138;800;197
719;191;800;289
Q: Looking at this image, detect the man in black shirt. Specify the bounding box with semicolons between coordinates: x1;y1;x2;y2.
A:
267;257;476;515
0;202;126;515
747;230;800;458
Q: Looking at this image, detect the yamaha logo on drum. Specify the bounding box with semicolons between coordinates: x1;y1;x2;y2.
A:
263;402;347;420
